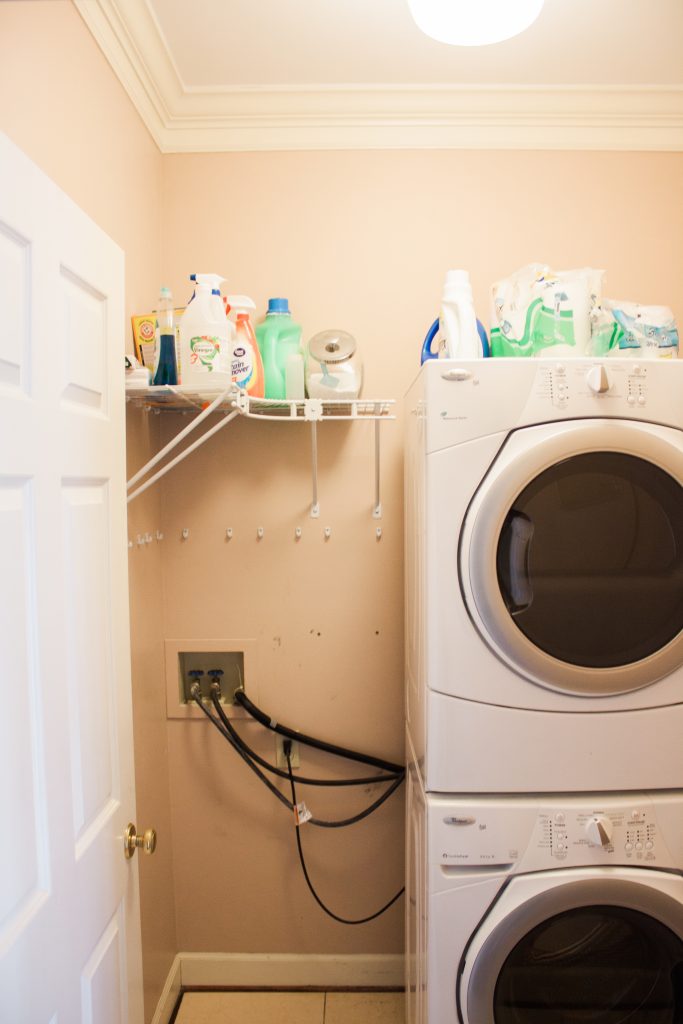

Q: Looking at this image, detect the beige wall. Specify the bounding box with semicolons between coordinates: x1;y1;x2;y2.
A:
158;148;683;953
0;4;176;1021
4;0;683;1013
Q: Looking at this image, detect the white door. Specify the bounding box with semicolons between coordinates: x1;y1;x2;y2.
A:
0;133;143;1023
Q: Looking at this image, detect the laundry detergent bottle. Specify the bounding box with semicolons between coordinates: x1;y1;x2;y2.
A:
226;295;264;398
440;269;484;359
177;273;231;387
255;297;303;400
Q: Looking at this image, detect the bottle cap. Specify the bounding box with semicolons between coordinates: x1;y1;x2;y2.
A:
267;297;290;314
159;285;172;299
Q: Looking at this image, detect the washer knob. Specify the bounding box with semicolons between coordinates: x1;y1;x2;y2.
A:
585;815;614;848
586;365;611;394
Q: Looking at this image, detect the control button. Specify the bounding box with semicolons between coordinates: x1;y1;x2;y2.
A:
627;395;636;405
554;813;566;824
625;842;633;852
631;811;641;820
557;843;566;852
636;842;644;851
637;396;646;406
646;841;654;850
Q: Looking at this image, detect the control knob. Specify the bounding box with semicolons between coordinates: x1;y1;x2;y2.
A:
586;364;611;394
586;815;614;848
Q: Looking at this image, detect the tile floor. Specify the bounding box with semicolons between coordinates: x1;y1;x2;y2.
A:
174;990;405;1024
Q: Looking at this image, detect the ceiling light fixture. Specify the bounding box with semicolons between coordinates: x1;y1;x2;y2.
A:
406;0;545;46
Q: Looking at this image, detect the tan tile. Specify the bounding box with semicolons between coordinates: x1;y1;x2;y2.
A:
175;990;325;1024
324;992;405;1024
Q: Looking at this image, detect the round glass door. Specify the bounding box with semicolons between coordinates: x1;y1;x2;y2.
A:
496;452;683;669
494;904;683;1022
462;420;683;694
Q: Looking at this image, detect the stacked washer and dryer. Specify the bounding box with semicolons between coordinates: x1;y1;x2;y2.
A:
404;358;683;1023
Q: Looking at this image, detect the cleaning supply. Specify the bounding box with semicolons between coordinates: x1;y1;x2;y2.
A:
420;270;489;363
225;295;265;397
440;270;484;358
152;285;178;385
490;264;603;358
177;273;231;386
255;298;303;400
601;300;679;359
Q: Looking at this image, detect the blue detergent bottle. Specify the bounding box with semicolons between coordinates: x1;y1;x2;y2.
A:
152;286;178;385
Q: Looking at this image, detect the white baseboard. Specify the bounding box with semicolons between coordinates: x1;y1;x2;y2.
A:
180;952;404;989
151;953;404;1023
150;954;182;1024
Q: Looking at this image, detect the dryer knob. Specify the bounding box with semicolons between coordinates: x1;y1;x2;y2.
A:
586;364;611;394
585;815;614;848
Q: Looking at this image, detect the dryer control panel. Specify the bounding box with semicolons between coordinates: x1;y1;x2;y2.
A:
430;792;683;877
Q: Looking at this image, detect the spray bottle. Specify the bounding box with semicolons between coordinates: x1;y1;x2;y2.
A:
226;295;265;398
177;273;231;387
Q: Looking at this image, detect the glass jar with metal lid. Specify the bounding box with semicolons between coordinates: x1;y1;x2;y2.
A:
305;330;363;400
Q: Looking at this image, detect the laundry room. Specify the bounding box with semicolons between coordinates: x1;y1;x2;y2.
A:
1;2;682;1024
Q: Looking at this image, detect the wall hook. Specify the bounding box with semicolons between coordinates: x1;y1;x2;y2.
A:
226;527;233;541
376;526;383;541
324;526;332;541
181;528;190;541
295;527;302;541
156;530;164;542
136;534;145;547
257;527;265;540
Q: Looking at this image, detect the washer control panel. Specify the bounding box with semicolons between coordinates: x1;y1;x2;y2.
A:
431;794;683;872
534;362;651;410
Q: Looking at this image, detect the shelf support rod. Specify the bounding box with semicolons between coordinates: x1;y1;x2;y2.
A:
372;417;383;519
127;385;235;492
127;410;239;504
310;420;320;518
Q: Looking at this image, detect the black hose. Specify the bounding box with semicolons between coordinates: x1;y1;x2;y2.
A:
234;689;404;775
209;692;401;787
285;747;404;925
206;692;403;829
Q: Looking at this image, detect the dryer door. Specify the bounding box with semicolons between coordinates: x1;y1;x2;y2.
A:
460;419;683;695
460;870;683;1024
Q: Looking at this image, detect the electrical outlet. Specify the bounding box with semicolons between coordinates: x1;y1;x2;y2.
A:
275;737;300;768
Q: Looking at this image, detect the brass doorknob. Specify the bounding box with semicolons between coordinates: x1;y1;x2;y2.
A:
124;823;157;859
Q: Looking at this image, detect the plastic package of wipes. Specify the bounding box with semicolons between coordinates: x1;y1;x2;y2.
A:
490;264;603;358
590;300;679;359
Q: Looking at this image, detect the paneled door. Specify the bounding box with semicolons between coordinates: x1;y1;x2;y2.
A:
0;133;143;1022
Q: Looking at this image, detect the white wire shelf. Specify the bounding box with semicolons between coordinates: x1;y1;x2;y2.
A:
125;383;394;422
125;383;395;514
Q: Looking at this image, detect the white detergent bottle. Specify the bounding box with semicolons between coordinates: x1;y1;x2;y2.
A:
178;273;231;387
440;269;483;359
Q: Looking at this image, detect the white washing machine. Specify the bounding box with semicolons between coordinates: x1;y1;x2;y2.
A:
405;767;683;1024
404;358;683;792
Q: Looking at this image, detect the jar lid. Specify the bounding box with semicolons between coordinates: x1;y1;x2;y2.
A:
307;330;357;364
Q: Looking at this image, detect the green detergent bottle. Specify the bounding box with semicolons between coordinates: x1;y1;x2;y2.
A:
255;297;303;400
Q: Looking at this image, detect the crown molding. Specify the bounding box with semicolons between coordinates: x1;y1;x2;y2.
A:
75;0;683;153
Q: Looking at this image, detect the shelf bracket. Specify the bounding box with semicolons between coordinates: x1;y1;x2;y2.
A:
310;420;320;518
372;417;383;519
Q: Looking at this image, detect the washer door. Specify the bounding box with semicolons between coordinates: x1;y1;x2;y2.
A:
461;872;683;1023
460;419;683;695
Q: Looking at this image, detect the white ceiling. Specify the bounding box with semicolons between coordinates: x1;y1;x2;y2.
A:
76;0;683;151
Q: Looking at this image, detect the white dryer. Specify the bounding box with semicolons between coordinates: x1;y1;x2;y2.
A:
404;359;683;792
406;773;683;1024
